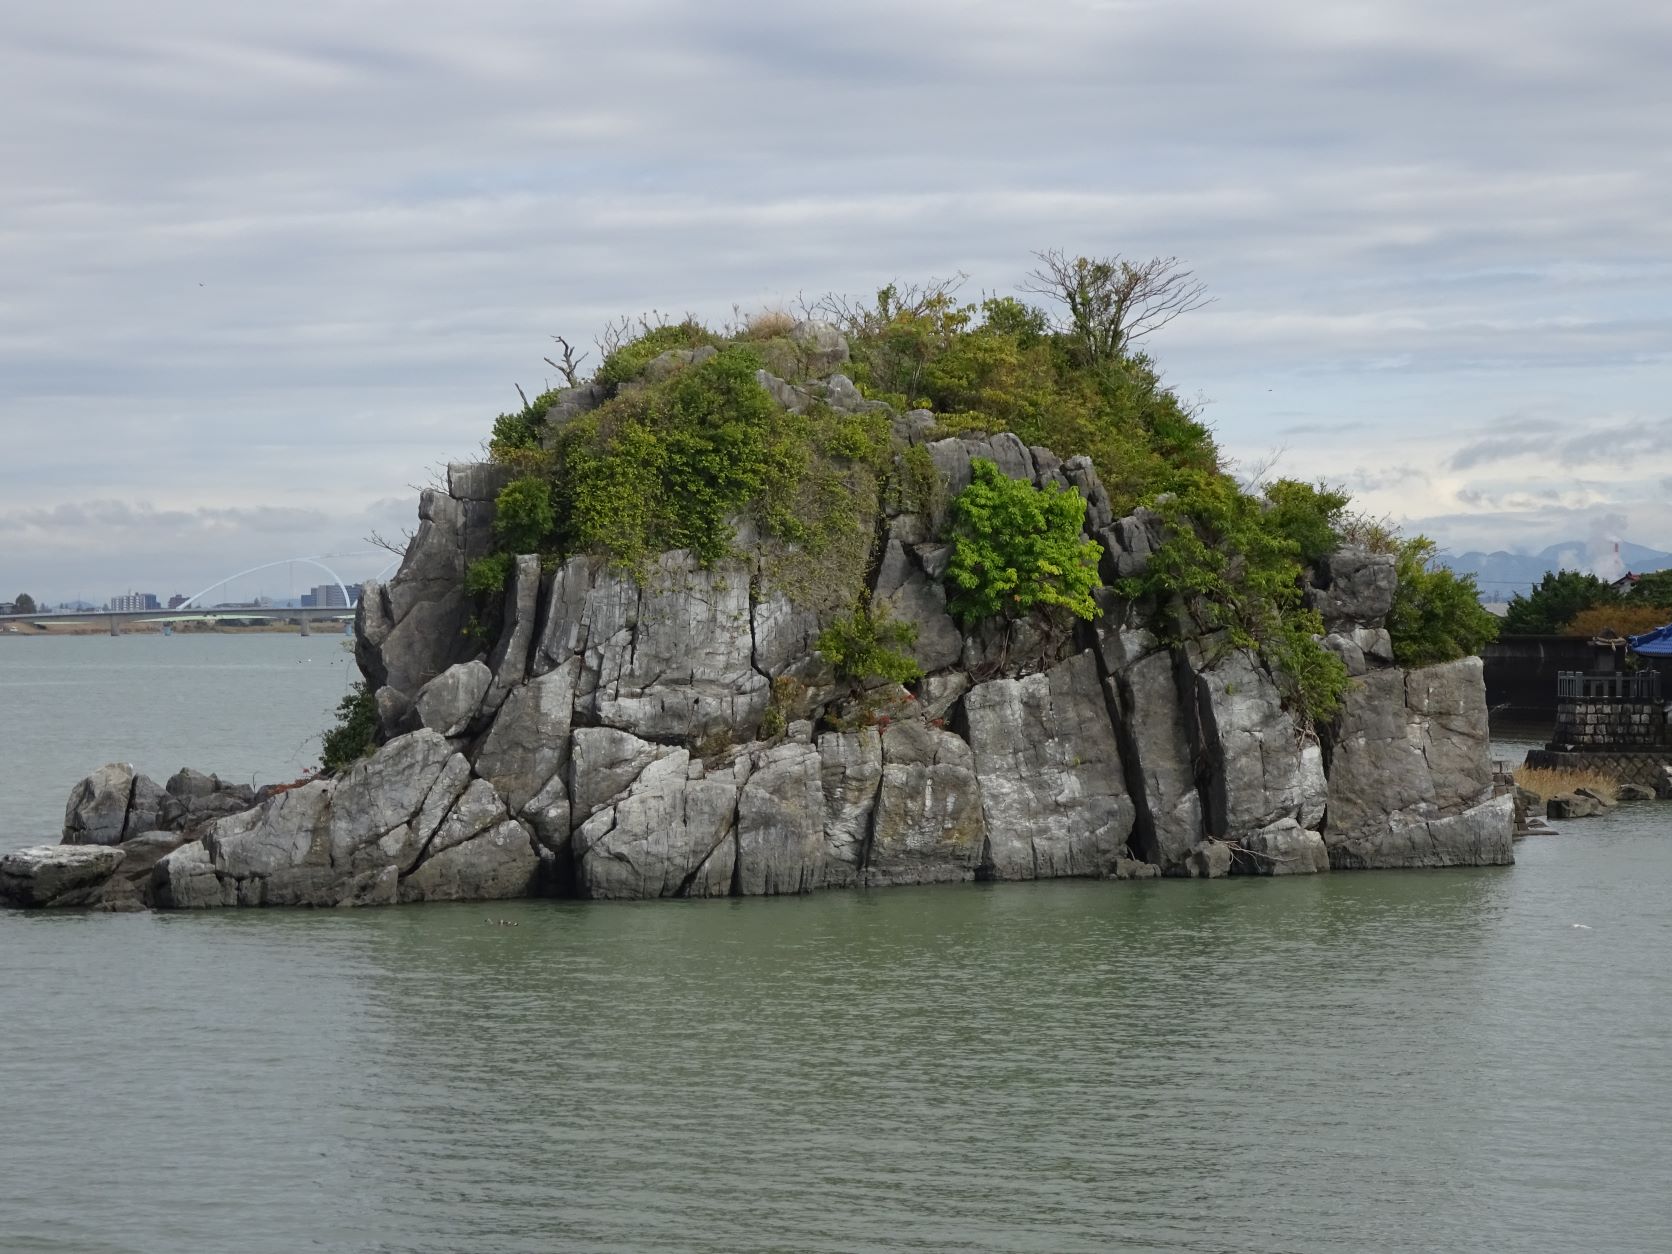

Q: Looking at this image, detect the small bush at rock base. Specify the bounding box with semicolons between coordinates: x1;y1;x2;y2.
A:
817;605;922;686
321;683;379;774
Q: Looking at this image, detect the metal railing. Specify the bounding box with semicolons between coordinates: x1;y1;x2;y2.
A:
1556;670;1662;701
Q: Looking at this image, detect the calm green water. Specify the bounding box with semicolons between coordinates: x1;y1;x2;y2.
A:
3;638;1671;1253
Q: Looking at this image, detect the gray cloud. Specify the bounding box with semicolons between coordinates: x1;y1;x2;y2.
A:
4;1;1672;598
1342;465;1429;493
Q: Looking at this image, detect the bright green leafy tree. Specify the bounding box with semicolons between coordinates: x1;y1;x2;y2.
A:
1386;538;1500;667
944;459;1102;625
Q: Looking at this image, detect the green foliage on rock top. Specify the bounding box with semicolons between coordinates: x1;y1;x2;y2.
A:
488;388;566;460
461;261;1495;715
1387;538;1500;667
837;287;1216;514
1123;471;1353;722
945;460;1102;626
594;319;721;389
558;346;826;572
1502;569;1620;635
321;682;379;774
1263;479;1353;565
477;344;893;597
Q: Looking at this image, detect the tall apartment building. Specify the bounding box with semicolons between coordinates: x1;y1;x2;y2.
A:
109;593;161;611
309;583;350;608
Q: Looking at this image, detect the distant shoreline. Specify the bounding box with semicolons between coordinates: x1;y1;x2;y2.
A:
0;623;342;638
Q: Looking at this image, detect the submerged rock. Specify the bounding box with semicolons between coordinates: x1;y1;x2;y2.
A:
0;845;127;907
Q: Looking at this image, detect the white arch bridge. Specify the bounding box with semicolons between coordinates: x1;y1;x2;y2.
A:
0;553;403;637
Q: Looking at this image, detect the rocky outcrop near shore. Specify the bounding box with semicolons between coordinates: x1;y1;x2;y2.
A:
2;326;1513;912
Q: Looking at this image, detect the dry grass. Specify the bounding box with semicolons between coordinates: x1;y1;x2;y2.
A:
738;308;798;341
1514;765;1620;805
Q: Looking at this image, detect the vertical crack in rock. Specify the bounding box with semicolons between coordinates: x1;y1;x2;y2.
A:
1087;612;1160;865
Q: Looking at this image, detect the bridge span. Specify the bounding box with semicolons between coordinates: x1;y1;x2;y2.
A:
0;606;357;636
1;552;401;638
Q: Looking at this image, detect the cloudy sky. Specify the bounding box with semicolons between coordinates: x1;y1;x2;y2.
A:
3;0;1669;604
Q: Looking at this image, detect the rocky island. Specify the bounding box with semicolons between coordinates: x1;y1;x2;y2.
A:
1;269;1513;910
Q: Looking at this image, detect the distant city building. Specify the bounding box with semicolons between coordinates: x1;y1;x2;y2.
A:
300;593;317;608
167;594;188;609
109;593;161;611
308;583;350;608
0;602;16;616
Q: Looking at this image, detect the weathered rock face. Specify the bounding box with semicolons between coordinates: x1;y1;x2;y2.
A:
1322;656;1512;868
415;660;492;737
356;462;509;727
63;763;137;846
1;846;128;907
1307;550;1397;631
963;651;1134;879
12;408;1513;912
865;723;986;885
571;747;739;900
1104;631;1203;870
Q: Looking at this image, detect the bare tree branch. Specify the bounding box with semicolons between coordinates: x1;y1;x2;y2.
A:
366;528;412;558
811;274;967;338
1232;446;1289;493
1021;249;1211;366
543;335;587;386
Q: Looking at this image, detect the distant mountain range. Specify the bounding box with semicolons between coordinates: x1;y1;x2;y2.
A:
1437;540;1672;601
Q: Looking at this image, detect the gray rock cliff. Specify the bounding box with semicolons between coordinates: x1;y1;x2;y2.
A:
7;334;1512;911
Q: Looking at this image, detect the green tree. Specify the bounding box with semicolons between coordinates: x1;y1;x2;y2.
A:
945;460;1102;625
1387;538;1500;667
1627;569;1672;606
12;593;35;614
492;476;557;554
1123;470;1352;721
1263;479;1352;565
1502;570;1618;635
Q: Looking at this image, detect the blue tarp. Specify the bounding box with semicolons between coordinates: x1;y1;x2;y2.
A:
1628;624;1672;657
